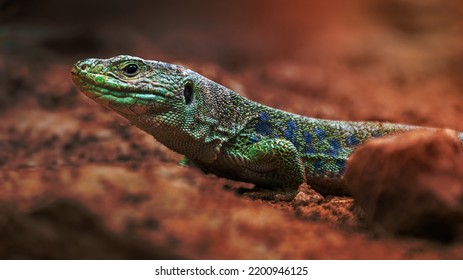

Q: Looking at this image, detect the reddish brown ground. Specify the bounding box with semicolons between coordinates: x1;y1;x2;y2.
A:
0;0;462;259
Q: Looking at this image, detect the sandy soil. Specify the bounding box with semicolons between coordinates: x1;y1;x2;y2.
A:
0;0;462;259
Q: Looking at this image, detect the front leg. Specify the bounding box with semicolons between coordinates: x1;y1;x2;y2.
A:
181;138;307;200
224;138;306;190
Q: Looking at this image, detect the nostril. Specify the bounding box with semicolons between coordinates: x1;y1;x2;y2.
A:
77;59;95;71
72;59;96;75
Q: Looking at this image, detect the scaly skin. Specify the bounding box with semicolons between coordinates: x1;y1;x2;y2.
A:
71;55;463;195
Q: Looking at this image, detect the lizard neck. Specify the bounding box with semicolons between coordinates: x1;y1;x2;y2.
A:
140;118;224;163
128;78;258;164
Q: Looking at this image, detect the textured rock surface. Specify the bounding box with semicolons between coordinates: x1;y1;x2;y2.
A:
345;129;463;241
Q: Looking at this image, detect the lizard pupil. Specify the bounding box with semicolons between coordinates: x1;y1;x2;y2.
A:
184;83;194;105
123;64;139;76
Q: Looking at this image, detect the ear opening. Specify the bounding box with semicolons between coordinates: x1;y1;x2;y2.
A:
183;82;194;105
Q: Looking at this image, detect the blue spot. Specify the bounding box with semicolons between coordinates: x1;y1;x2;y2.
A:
314;127;326;140
255;112;274;136
304;145;315;154
326;139;341;157
346;135;359;146
256;122;273;136
283;121;296;139
335;159;346;173
258;112;270;121
283;130;293;139
287;120;297;130
283;120;299;148
313;160;325;175
302;131;315;154
302;131;313;143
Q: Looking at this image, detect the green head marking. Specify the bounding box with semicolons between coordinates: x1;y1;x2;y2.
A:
71;55;254;162
71;55;190;116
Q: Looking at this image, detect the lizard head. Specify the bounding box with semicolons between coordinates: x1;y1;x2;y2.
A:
71;55;193;118
71;55;253;161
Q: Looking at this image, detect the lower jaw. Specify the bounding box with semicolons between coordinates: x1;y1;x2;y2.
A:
72;75;128;100
73;77;154;115
75;90;148;118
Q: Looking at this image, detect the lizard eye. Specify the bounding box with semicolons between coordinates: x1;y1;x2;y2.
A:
183;82;194;105
123;64;140;77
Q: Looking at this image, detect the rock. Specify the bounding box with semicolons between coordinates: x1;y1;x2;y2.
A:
293;183;325;206
344;129;463;241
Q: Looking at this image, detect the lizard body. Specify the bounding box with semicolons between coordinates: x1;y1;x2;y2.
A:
71;55;462;195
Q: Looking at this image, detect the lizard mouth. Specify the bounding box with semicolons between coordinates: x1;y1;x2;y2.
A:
72;74;150;103
71;64;175;103
71;68;163;116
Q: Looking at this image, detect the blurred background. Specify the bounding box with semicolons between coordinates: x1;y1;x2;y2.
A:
2;0;463;121
1;0;462;69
